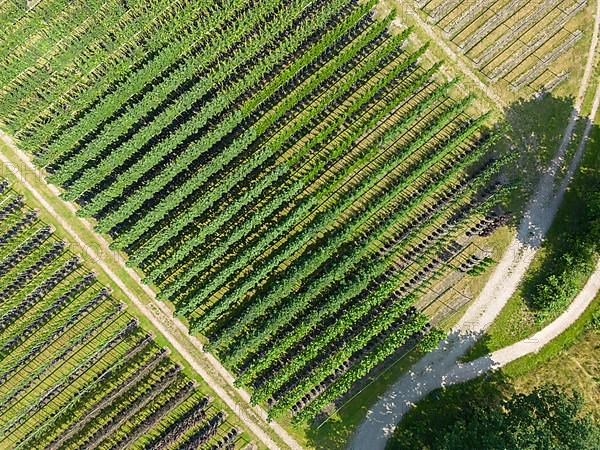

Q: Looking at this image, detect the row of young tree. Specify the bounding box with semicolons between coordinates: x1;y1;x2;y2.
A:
1;0;219;136
0;0;510;423
0;182;244;448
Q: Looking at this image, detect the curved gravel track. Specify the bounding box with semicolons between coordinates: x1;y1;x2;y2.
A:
0;132;302;450
349;2;600;448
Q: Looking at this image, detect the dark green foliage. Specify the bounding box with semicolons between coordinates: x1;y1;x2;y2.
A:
467;256;495;276
416;327;446;352
527;167;599;315
590;310;600;333
389;379;600;450
530;244;596;312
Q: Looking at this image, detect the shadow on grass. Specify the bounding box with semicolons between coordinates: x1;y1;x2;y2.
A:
304;92;598;449
466;93;600;359
304;348;425;449
495;93;577;222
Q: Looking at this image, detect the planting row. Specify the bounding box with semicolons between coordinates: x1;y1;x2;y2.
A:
0;0;510;422
420;0;587;92
0;182;246;448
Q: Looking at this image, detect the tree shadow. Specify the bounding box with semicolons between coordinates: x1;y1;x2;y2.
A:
476;92;599;335
304;92;599;449
493;93;578;224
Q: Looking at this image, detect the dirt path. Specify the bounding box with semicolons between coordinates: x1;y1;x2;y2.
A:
350;1;600;448
443;256;600;381
395;2;507;108
0;133;301;450
347;254;598;450
486;260;600;366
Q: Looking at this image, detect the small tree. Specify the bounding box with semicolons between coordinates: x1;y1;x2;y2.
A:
439;386;599;449
416;327;446;352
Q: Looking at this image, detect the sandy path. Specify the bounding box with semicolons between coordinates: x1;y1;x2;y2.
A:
350;1;600;448
487;260;600;366
0;132;301;450
394;2;507;108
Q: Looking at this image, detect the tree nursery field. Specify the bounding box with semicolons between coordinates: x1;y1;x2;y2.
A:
3;0;575;445
0;0;510;426
0;179;244;449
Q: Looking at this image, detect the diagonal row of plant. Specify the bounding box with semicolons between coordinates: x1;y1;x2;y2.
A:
30;341;165;449
86;2;385;226
0;0;137;120
291;185;508;422
13;332;157;449
115;11;388;255
0;311;124;423
189;94;464;324
32;0;246;166
163;81;440;312
0;275;99;357
1;0;132;88
139;48;427;284
18;0;214;148
10;321;147;437
0;0;98;55
0;0;112;93
116;26;411;258
122;27;417;274
210;106;488;358
46;0;292;187
234;133;503;390
0;257;80;324
266;303;427;419
3;0;172;106
159;68;446;310
268;182;506;419
7;319;140;430
108;7;399;256
77;11;381;228
0;290;118;391
49;0;300;193
0;286;109;385
293;315;426;422
140;61;421;283
0;267;93;345
0;182;243;447
245;153;507;401
0;0;99;77
222;167;463;368
188;91;471;334
169;79;440;312
0;316;136;431
176;69;443;294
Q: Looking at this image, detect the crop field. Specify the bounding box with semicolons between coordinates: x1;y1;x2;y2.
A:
414;0;588;93
0;0;510;423
0;180;244;448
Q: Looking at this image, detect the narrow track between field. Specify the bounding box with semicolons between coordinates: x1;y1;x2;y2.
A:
0;131;302;450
